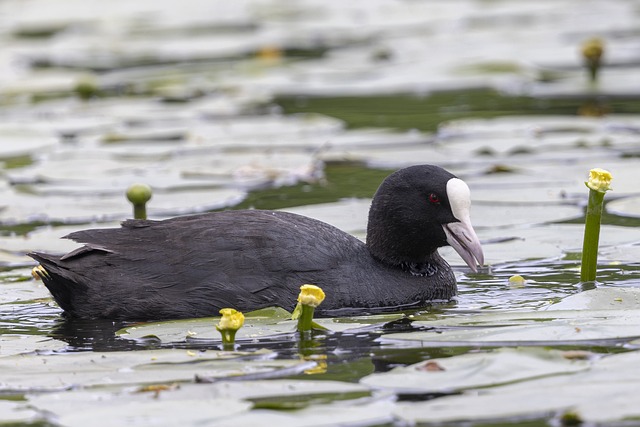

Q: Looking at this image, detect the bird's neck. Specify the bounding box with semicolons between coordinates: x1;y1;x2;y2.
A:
366;223;442;271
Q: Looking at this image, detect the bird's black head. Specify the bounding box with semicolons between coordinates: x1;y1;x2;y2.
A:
366;164;483;271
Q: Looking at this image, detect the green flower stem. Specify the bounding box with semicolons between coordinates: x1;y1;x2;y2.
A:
297;304;315;334
219;330;237;350
581;38;603;84
587;62;599;83
132;204;147;220
580;188;606;282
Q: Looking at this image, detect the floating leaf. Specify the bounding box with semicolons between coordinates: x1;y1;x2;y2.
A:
0;334;66;357
118;308;295;343
360;348;589;394
394;350;640;425
0;348;314;391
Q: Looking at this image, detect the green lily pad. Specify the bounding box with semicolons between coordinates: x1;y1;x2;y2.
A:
608;196;640;219
394;349;640;425
0;348;313;391
545;286;640;311
0;280;53;304
0;400;42;425
35;396;251;427
384;288;640;346
205;398;397;427
148;379;370;402
118;307;295;343
119;307;405;343
0;334;66;357
360;348;589;394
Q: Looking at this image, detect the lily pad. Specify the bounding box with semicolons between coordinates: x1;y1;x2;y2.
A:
0;280;53;304
0;400;42;425
383;288;640;346
206;398;397;427
608;196;640;219
34;395;252;427
360;348;589;394
394;350;640;425
118;308;295;343
118;307;404;343
0;348;314;391
0;334;66;357
139;379;370;402
545;286;640;311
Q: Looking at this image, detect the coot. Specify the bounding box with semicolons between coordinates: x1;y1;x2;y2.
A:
30;164;484;320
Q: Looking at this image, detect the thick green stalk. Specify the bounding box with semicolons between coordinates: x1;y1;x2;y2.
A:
297;304;315;333
580;168;612;283
133;204;147;220
580;189;605;282
219;330;238;351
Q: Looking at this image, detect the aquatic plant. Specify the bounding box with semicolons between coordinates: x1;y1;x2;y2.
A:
126;183;153;220
581;38;604;83
216;308;245;349
294;284;326;333
580;168;612;282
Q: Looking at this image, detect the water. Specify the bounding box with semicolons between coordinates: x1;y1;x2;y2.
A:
2;0;640;425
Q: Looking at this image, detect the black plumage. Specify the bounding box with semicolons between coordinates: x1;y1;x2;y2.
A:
29;164;484;320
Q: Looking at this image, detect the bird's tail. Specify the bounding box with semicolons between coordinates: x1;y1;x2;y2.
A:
28;252;85;315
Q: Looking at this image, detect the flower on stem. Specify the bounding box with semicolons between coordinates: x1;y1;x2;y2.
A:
126;183;153;220
216;308;244;347
216;308;245;332
297;284;326;308
581;38;604;65
295;284;326;334
585;168;612;193
581;37;604;82
580;167;613;283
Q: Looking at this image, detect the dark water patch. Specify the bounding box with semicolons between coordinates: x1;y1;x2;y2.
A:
562;210;640;228
275;89;640;132
229;161;393;211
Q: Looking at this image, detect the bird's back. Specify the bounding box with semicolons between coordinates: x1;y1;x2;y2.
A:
31;210;373;319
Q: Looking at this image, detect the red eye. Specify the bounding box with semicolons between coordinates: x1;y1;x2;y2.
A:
428;193;440;204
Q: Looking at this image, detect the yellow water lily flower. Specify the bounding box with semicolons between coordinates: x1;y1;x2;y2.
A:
297;284;326;308
216;308;245;332
585;168;612;193
581;38;604;63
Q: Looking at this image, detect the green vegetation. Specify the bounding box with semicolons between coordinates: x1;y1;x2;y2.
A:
231;162;393;211
126;183;153;220
580;168;612;282
276;89;640;133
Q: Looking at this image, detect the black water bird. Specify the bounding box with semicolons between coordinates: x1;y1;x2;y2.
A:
29;164;484;320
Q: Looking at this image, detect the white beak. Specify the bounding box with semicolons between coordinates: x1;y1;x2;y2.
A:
443;178;484;272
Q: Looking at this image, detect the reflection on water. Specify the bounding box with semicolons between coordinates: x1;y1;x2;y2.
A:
1;0;640;423
6;256;640;351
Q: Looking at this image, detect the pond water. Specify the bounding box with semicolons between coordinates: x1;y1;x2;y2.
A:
1;0;640;425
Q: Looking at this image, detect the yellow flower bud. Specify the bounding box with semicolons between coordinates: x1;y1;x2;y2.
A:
508;274;527;288
297;284;326;308
126;183;153;204
216;308;245;332
581;38;604;63
585;168;612;193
